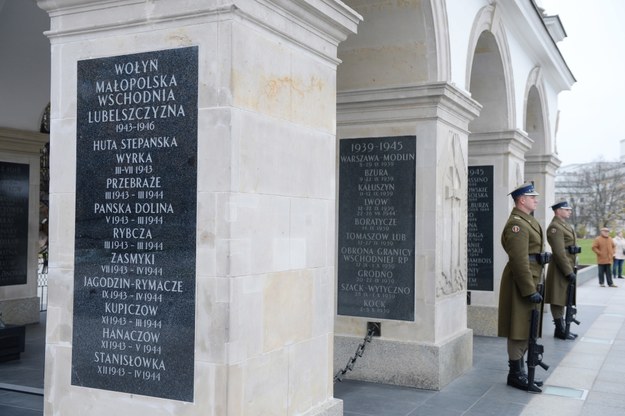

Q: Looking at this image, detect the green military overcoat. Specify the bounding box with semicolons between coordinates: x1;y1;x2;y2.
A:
545;216;576;306
498;207;544;340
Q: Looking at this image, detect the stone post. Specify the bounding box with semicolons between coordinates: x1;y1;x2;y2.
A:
467;129;533;336
38;1;359;415
525;153;561;227
335;83;480;389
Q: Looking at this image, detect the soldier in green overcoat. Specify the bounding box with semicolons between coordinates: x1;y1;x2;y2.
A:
498;182;546;392
545;200;578;340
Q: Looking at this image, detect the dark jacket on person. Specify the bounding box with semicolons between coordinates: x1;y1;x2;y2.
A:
498;207;544;340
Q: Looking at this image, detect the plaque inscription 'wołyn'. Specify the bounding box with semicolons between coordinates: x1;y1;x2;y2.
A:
337;136;416;321
72;47;198;402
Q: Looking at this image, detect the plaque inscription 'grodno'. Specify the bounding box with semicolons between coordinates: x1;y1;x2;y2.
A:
337;136;416;322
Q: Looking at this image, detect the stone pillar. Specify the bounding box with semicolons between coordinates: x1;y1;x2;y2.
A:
0;127;47;325
334;83;480;389
525;153;561;227
467;129;532;336
38;1;359;415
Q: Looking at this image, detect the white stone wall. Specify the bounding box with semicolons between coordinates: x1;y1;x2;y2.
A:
40;0;358;415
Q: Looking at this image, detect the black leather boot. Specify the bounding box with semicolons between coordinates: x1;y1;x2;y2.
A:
554;318;576;340
507;359;541;392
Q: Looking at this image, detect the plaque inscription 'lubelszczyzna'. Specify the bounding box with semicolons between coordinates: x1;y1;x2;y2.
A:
72;46;198;402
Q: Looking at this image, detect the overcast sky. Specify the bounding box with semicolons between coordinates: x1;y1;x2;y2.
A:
537;0;625;166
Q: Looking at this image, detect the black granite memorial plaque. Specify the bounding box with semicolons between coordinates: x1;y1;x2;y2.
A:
467;165;494;291
72;46;198;402
0;161;29;287
337;136;416;321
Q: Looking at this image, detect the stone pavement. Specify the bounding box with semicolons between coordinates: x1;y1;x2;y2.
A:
335;266;625;416
2;266;625;415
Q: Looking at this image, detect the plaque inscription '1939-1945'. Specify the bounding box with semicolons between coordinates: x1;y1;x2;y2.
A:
337;136;416;322
72;47;197;402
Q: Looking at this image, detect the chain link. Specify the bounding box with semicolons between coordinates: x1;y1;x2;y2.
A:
333;325;376;383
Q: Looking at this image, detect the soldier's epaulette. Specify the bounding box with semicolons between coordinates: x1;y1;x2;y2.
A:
512;215;521;220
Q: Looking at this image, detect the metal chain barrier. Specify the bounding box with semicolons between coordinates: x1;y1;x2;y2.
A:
333;325;377;383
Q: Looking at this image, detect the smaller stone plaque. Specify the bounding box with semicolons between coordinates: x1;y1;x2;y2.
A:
0;161;29;287
467;165;494;291
337;136;416;321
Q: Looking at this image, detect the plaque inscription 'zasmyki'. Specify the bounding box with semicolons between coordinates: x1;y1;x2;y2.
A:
72;46;198;402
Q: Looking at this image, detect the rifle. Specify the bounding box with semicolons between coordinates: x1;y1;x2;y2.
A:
527;259;550;393
564;248;582;338
527;306;549;392
565;276;580;339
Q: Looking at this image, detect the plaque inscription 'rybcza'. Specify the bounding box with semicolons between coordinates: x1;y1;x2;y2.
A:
72;46;198;402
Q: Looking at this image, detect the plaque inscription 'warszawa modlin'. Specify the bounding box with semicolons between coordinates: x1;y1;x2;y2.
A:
337;136;416;322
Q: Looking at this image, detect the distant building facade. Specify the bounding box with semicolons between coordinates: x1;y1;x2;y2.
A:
556;161;625;236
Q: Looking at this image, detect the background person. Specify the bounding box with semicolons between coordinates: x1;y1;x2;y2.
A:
592;227;617;287
498;182;545;392
545;200;578;340
612;231;625;279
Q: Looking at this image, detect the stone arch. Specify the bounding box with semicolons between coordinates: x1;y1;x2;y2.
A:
464;4;529;339
337;0;448;89
466;4;515;132
524;67;550;155
429;0;452;81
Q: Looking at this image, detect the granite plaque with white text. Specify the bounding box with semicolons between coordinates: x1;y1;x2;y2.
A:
0;161;29;287
337;136;416;321
467;165;494;291
71;47;198;402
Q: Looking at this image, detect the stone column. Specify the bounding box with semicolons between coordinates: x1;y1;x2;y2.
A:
0;127;47;325
335;83;480;389
525;154;561;227
38;1;359;415
467;129;533;336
